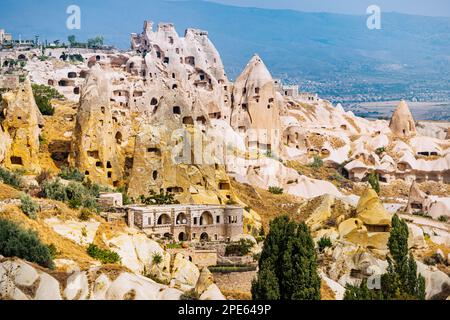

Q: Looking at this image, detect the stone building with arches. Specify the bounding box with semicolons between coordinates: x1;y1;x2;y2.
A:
127;204;243;242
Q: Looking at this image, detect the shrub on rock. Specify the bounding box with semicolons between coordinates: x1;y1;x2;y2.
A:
20;194;39;219
268;186;283;195
0;167;23;189
0;218;54;269
87;244;121;264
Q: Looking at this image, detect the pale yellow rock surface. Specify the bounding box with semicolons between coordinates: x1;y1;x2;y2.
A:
106;232;169;276
170;253;200;290
356;187;391;227
199;283;226;300
0;79;42;171
338;218;369;246
0;258;187;300
195;267;215;295
389;100;416;138
44;217;100;246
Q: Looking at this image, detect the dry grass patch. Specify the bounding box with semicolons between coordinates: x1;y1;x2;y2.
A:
0;183;21;200
415;239;450;274
286;161;355;192
231;179;305;231
94;220;129;248
330;136;346;149
307;133;326;149
0;205;95;269
222;290;252;300
320;280;336;300
344;116;361;133
419;181;450;197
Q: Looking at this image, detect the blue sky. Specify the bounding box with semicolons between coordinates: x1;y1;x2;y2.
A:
207;0;450;17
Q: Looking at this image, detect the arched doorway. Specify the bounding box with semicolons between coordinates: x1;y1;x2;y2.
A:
115;131;123;144
163;232;172;240
200;211;213;225
176;213;187;225
182;116;194;125
178;232;188;241
200;232;209;242
157;214;171;225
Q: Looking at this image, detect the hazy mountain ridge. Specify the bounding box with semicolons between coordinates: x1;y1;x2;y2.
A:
1;0;450;100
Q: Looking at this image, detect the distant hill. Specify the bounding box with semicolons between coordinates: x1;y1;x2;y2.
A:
1;0;450;100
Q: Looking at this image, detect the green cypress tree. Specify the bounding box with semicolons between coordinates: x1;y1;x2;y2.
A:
344;214;426;300
251;261;280;300
368;172;380;194
344;279;381;300
252;215;321;300
384;215;425;299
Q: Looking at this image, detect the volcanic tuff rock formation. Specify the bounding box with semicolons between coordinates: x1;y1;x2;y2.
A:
0;257;225;300
230;54;282;152
70;65;123;186
0;79;43;171
406;181;428;214
1;19;450;300
389;100;417;138
1;21;449;211
356;187;391;227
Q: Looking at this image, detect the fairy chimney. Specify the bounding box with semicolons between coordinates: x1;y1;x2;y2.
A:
389;100;416;138
405;182;428;214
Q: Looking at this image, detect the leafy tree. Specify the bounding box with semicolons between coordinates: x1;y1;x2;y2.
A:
69;54;84;62
0;218;54;269
251;261;280;300
41;179;100;211
251;216;321;300
225;239;255;256
368;172;380;194
31;84;64;116
139;190;179;205
42;179;68;202
344;279;381;300
116;186;132;205
68;35;76;46
87;36;104;48
382;214;425;300
58;166;85;182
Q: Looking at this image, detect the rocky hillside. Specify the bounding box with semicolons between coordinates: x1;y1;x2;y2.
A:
0;189;224;300
0;19;449;300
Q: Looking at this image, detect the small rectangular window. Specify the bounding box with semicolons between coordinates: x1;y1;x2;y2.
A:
216;216;220;224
